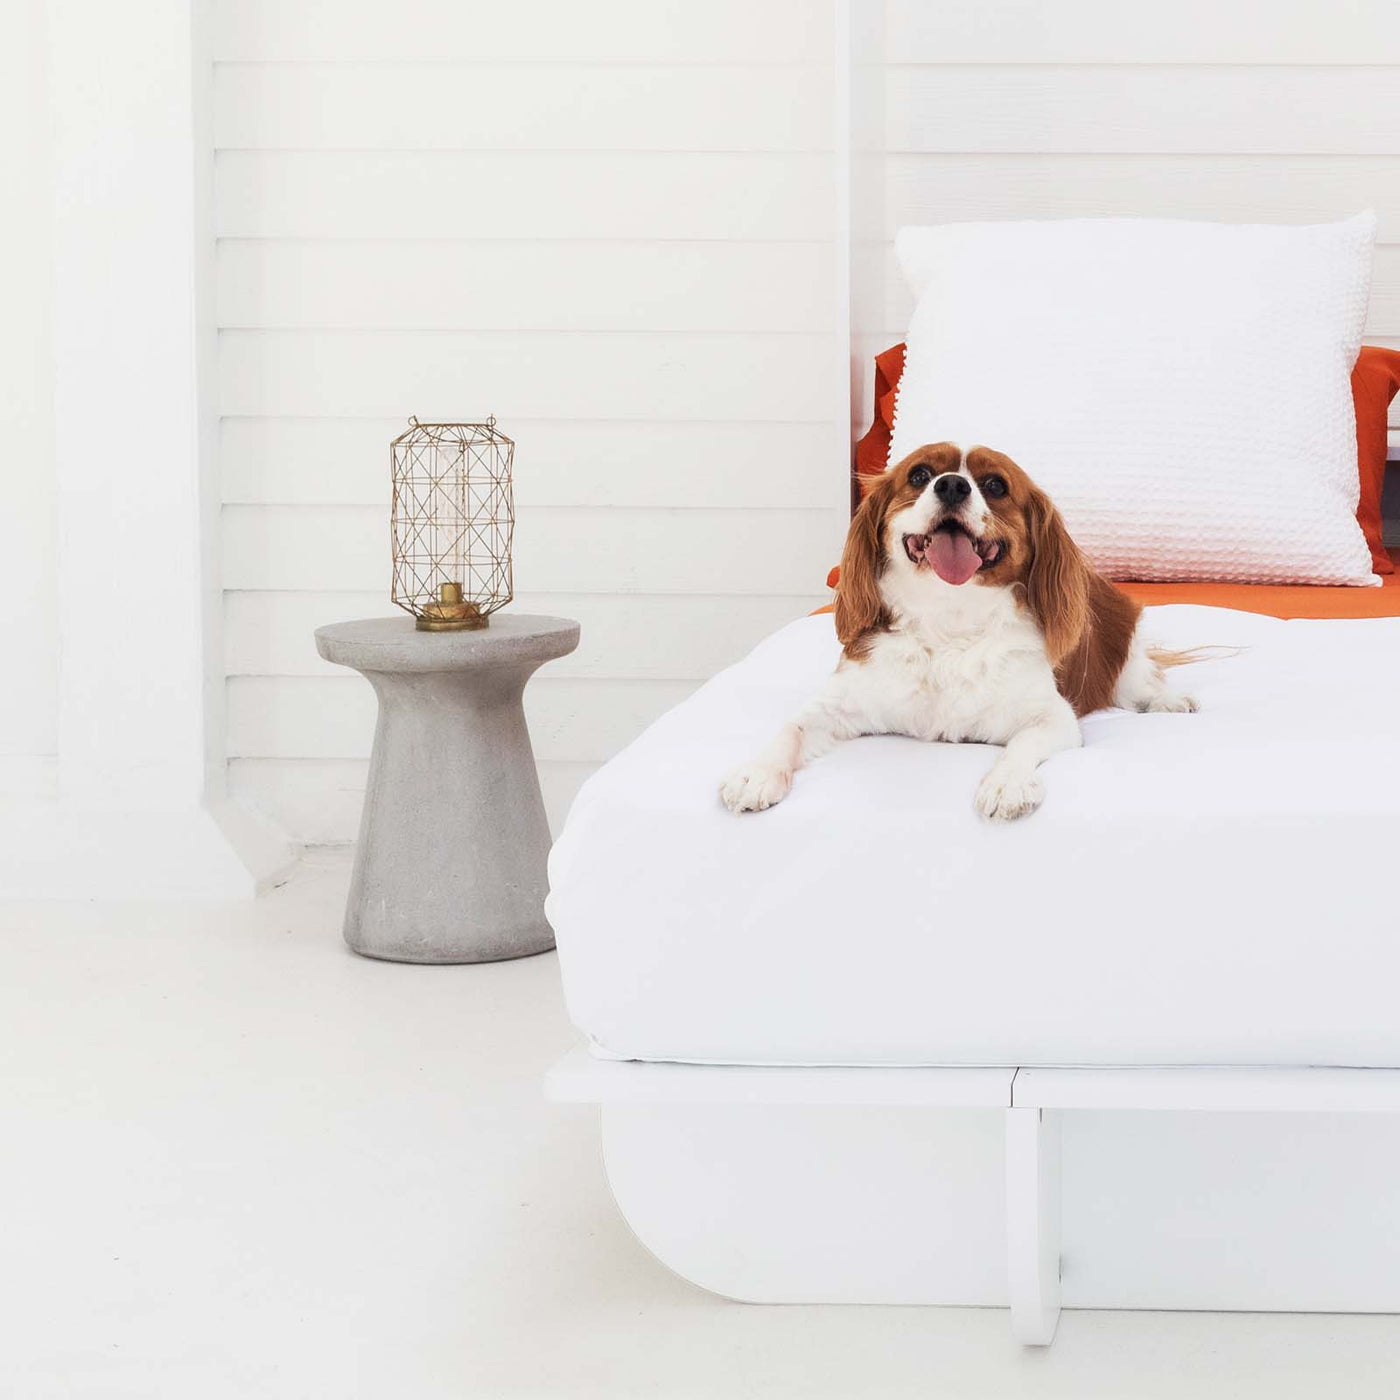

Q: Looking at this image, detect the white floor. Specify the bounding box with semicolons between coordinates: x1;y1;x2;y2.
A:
6;855;1400;1399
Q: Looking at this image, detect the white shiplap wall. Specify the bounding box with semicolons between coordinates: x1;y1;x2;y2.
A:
214;0;845;844
851;0;1400;468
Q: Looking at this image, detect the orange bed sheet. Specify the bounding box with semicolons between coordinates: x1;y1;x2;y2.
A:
816;550;1400;621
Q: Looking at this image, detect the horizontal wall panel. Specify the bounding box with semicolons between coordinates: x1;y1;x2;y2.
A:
219;330;837;421
217;239;833;332
215;0;832;64
215;151;835;241
230;758;372;845
227;675;695;761
222;418;839;508
225;591;824;679
221;505;844;595
229;757;595;843
215;64;829;152
885;67;1400;155
879;154;1400;245
883;0;1400;65
877;244;1400;339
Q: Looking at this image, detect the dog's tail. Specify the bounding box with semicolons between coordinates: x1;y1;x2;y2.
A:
1147;644;1246;669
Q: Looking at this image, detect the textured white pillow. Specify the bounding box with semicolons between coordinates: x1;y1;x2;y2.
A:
888;214;1377;584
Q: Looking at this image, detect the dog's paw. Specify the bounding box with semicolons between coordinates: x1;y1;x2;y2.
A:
720;762;793;814
1145;691;1198;714
975;767;1044;822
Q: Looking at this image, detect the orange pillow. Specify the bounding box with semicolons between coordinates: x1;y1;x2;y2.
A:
838;342;1400;581
1354;346;1400;574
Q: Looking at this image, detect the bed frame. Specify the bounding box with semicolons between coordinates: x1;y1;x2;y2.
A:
547;1054;1400;1344
545;5;1400;1346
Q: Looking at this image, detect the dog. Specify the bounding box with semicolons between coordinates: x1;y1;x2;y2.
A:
720;443;1198;822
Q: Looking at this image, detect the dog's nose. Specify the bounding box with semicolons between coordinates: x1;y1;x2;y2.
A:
933;474;971;504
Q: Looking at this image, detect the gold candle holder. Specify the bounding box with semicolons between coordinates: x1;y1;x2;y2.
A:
417;581;485;633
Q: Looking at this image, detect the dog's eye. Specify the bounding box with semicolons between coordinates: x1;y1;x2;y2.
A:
981;475;1007;498
908;465;932;488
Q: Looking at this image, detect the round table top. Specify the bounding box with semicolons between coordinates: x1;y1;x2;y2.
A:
315;612;580;673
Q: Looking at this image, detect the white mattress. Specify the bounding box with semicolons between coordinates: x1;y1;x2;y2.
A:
547;607;1400;1068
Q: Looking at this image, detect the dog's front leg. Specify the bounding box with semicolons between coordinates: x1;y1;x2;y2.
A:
720;685;863;815
975;701;1081;822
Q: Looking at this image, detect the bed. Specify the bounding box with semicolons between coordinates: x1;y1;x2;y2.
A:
543;34;1400;1342
546;584;1400;1341
546;436;1400;1336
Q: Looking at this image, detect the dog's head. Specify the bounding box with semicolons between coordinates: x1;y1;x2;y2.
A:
834;443;1089;663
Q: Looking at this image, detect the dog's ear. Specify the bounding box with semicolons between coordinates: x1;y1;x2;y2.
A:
1024;488;1090;665
834;474;892;646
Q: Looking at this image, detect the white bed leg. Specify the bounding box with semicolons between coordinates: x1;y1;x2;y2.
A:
1005;1106;1062;1346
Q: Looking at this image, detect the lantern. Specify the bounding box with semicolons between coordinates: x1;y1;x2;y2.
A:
391;416;515;631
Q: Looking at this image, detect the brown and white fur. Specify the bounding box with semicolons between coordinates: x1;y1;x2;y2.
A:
720;443;1197;822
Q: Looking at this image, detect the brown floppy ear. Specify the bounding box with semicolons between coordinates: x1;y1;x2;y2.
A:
834;475;892;646
1024;489;1090;666
828;470;896;644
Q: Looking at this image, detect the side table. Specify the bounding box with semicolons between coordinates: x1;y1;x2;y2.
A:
314;613;581;963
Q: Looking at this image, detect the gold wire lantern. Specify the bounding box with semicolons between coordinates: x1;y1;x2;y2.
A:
391;416;515;631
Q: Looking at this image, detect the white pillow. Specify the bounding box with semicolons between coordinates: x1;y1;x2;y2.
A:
888;214;1377;585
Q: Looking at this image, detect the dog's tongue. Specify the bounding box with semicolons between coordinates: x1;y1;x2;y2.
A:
928;529;982;585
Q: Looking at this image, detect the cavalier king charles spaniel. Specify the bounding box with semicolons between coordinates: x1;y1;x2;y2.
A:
721;443;1198;822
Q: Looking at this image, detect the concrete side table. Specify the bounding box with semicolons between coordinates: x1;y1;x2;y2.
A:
314;613;580;963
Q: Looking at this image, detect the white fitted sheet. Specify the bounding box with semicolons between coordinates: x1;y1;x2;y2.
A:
546;607;1400;1068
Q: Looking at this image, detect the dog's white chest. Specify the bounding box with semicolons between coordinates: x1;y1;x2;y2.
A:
852;593;1056;743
